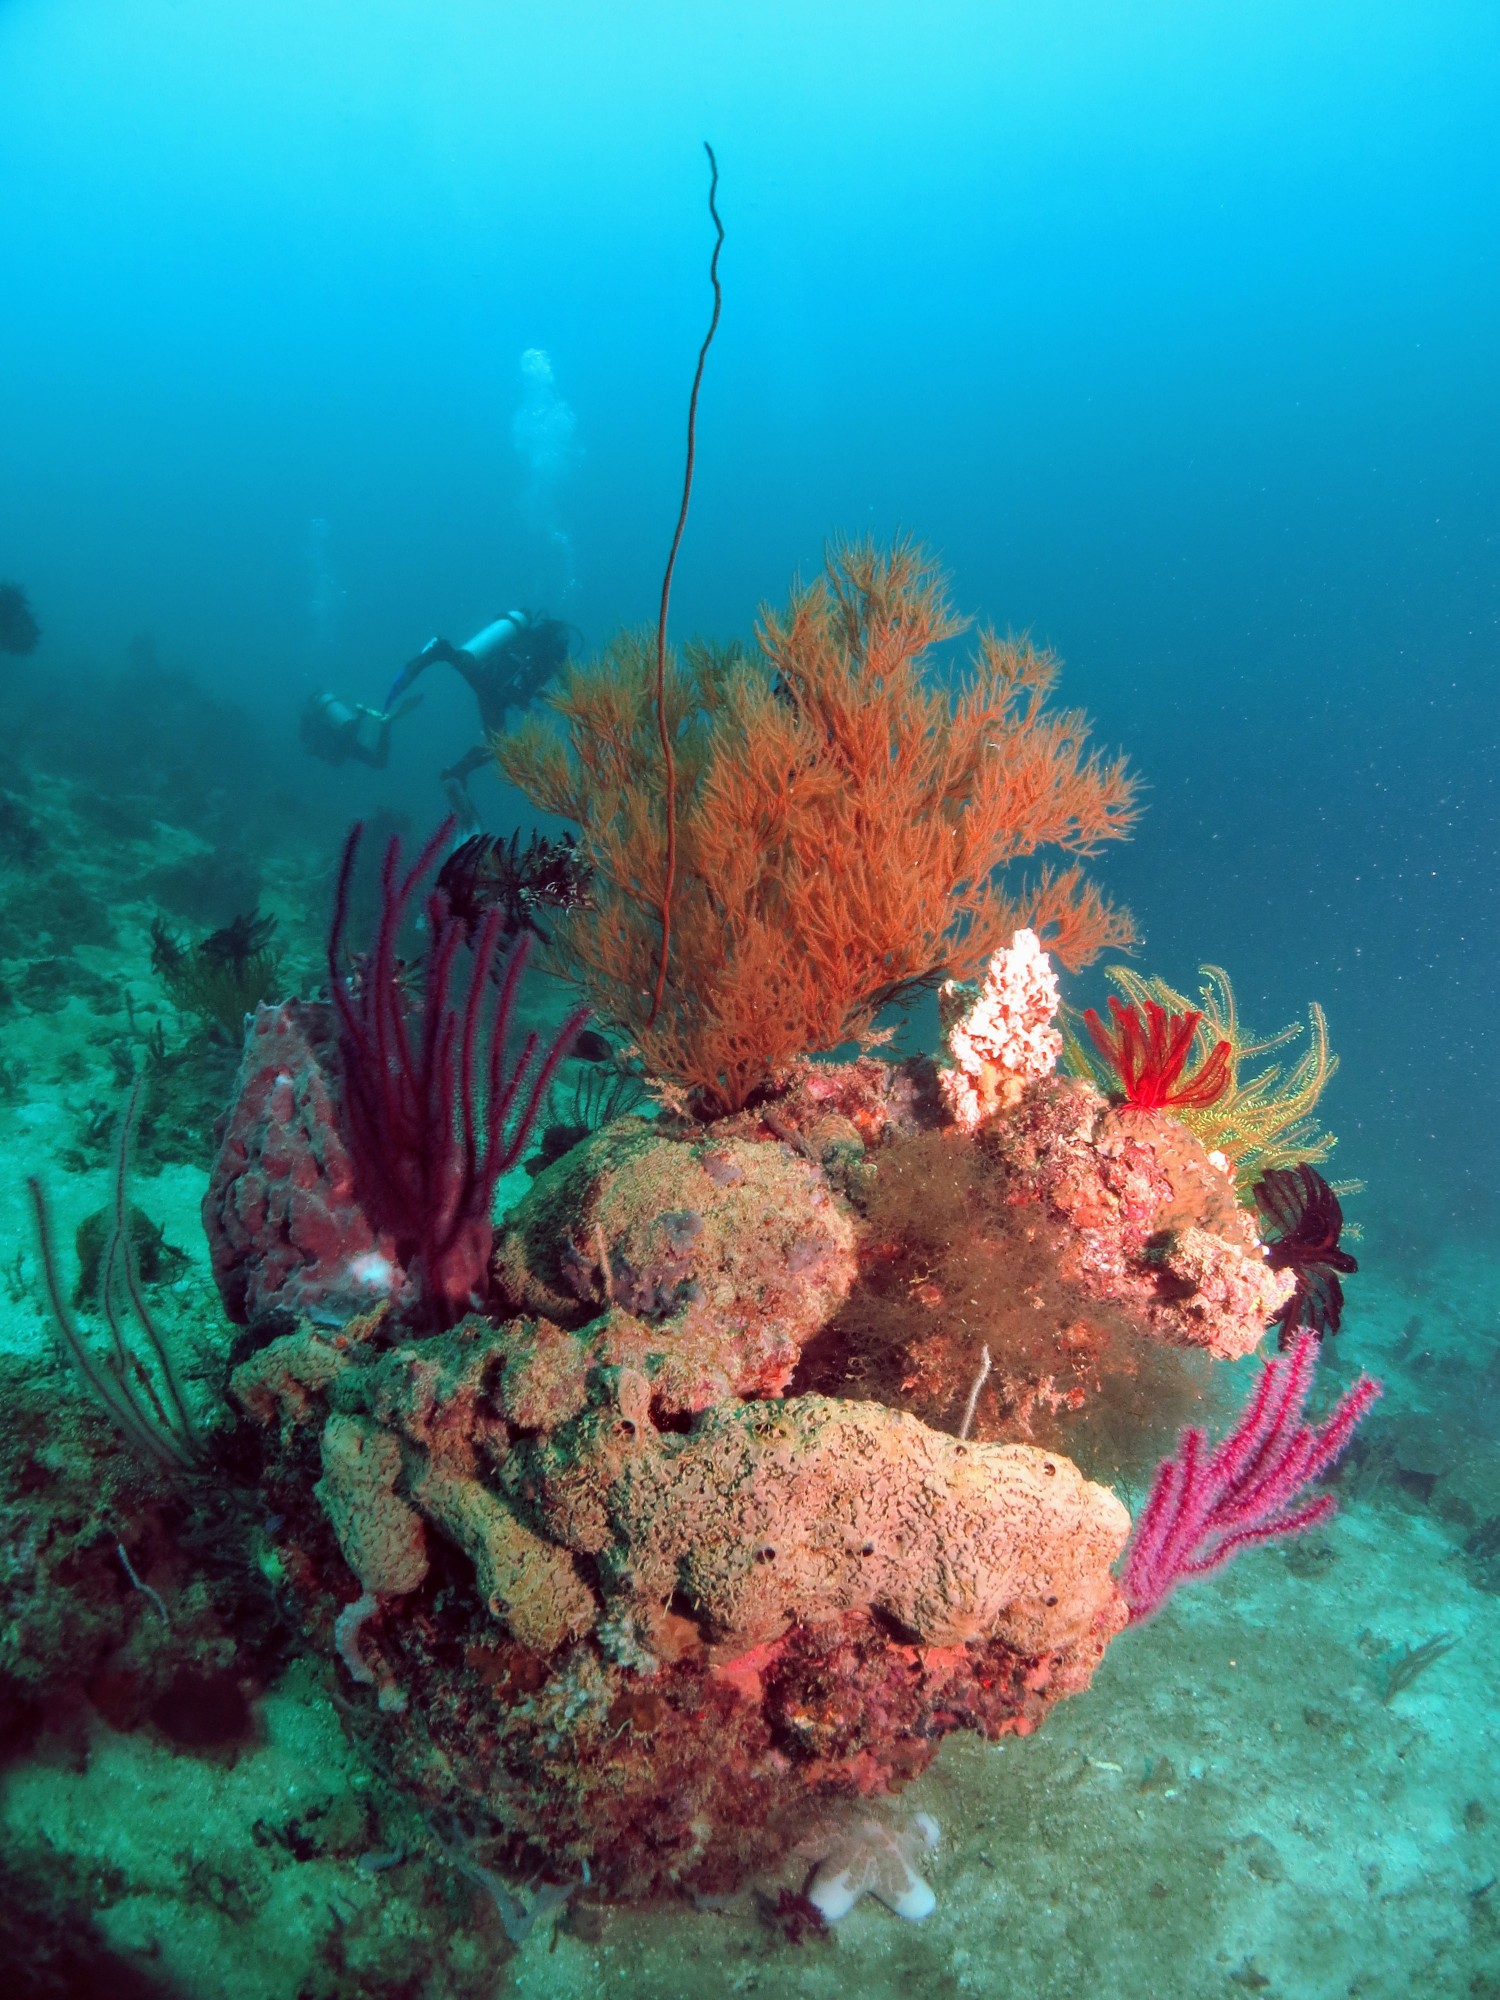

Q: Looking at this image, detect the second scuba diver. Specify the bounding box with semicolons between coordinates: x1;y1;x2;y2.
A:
300;690;421;769
384;609;571;812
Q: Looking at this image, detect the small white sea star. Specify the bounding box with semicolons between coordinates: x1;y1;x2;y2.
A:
806;1808;940;1922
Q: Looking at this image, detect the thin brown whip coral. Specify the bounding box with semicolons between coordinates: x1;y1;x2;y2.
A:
28;1078;202;1471
649;140;724;1027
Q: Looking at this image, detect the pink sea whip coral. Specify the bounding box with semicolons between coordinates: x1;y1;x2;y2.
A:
329;818;588;1330
939;927;1062;1130
1122;1330;1380;1622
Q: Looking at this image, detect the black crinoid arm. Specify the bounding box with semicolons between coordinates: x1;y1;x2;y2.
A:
199;910;277;971
435;829;594;943
1254;1163;1359;1349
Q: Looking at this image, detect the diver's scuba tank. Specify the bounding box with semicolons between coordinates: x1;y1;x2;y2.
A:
460;610;530;664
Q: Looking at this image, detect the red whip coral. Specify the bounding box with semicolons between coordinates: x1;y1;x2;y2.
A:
1083;996;1231;1110
328;819;588;1328
1122;1329;1380;1621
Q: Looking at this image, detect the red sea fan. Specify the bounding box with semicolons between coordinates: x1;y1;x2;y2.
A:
1083;996;1231;1110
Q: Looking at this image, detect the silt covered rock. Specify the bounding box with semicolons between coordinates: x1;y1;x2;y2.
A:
493;1118;857;1413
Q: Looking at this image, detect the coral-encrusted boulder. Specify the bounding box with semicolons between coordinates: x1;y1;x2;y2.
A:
203;1000;408;1326
217;1054;1292;1911
537;1373;1127;1657
493;1119;858;1413
987;1077;1293;1359
797;1071;1293;1458
229;1304;1129;1902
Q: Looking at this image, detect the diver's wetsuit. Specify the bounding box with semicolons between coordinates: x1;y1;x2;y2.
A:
385;609;570;785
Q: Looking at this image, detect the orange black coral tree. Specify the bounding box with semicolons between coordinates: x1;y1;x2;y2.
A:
495;540;1139;1114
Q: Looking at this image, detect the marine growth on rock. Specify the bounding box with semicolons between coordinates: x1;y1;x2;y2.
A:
209;950;1324;1912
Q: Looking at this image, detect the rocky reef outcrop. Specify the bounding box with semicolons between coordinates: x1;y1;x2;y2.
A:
801;1069;1294;1459
232;1287;1128;1897
215;1042;1289;1905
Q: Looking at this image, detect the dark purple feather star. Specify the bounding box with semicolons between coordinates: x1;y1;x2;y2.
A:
1254;1163;1359;1349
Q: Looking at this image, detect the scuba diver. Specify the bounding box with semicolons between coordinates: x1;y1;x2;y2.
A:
384;609;572;799
299;690;420;769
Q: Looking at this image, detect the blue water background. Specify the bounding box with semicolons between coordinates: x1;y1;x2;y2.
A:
0;0;1495;1246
